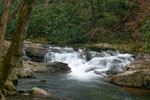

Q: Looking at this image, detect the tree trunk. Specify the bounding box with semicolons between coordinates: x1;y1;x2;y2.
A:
0;0;35;98
0;0;11;57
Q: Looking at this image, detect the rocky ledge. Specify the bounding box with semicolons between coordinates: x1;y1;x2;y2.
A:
104;53;150;89
23;61;71;73
24;41;49;62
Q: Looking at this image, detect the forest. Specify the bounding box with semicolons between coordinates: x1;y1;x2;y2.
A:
0;0;150;100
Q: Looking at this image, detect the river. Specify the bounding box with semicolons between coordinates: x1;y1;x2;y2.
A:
7;46;150;100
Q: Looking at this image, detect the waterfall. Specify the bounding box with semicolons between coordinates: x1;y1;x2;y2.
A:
44;46;134;80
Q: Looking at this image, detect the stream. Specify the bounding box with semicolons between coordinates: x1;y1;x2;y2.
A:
7;46;150;100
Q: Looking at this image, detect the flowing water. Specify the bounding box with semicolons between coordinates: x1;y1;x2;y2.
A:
44;46;134;79
7;46;150;100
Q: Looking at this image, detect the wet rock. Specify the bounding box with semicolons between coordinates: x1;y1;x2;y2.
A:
135;53;150;61
8;68;18;85
17;89;26;94
25;47;48;62
40;80;46;83
105;53;150;89
85;67;98;72
3;89;8;96
1;94;7;100
7;91;17;96
46;62;71;73
104;70;150;89
23;61;48;72
22;56;31;61
125;60;150;71
16;68;35;78
24;41;48;62
5;80;16;91
30;87;54;97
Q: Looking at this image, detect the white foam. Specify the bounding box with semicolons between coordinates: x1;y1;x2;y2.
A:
44;47;134;80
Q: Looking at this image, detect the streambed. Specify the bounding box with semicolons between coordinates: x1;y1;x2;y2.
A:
7;46;150;100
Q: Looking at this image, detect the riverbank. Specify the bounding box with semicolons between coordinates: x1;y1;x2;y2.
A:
3;40;150;100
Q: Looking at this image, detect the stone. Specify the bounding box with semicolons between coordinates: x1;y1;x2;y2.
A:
22;93;30;96
25;47;48;62
8;68;18;85
40;80;46;83
23;61;49;72
105;70;150;89
7;91;17;96
46;62;71;73
30;87;54;97
1;94;7;100
18;89;26;94
3;89;8;96
5;80;16;91
16;68;35;78
104;53;150;89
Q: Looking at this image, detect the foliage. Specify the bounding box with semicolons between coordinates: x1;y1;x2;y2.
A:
28;1;88;44
0;0;149;46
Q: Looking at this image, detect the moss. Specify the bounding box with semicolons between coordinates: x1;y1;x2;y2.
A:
0;0;35;97
18;50;24;57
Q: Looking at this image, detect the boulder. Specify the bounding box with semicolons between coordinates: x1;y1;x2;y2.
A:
30;87;54;97
16;68;35;78
23;61;71;74
104;53;150;89
5;80;16;91
104;70;150;89
24;41;48;62
25;47;48;62
23;61;48;72
135;53;150;61
17;89;26;94
125;60;150;71
7;91;17;96
46;62;71;73
1;94;7;100
8;68;18;85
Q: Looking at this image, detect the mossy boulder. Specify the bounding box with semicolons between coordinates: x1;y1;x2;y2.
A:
1;94;7;100
5;80;16;91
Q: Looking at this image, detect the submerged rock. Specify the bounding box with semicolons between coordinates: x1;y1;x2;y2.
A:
40;80;46;83
46;62;71;73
